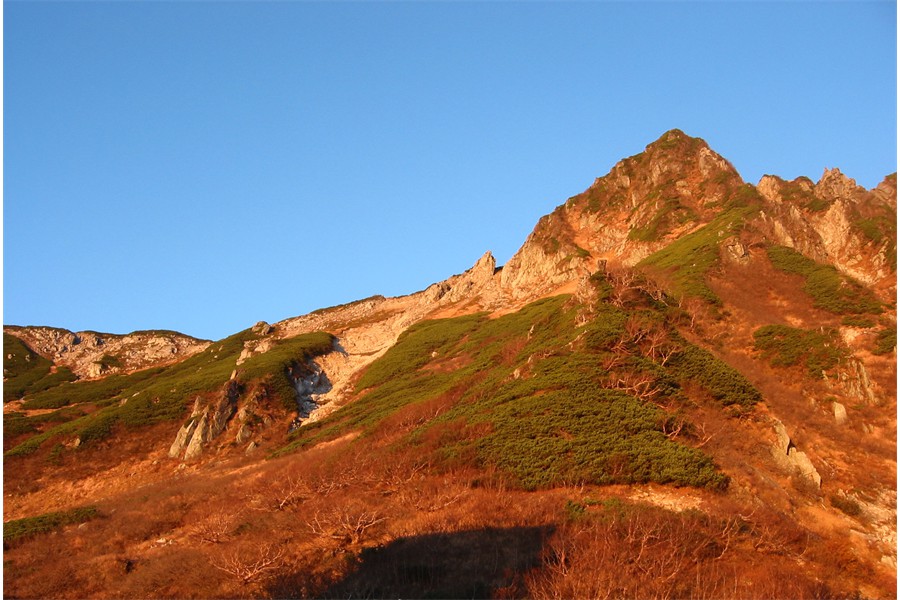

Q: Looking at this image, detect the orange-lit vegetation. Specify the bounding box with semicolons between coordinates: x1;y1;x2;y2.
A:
4;129;896;598
5;257;894;599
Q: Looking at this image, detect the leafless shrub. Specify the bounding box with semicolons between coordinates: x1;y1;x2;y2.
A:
212;542;286;585
190;509;243;544
610;370;668;407
525;508;775;600
382;458;429;490
307;506;387;545
245;474;310;512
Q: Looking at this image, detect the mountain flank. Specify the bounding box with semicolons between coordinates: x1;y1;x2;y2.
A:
4;129;896;599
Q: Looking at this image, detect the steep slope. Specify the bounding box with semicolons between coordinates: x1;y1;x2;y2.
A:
499;129;747;298
4;130;896;600
756;169;896;295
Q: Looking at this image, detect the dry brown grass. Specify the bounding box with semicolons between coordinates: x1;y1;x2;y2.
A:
5;429;895;600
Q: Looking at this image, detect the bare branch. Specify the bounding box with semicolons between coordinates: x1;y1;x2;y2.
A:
212;543;285;584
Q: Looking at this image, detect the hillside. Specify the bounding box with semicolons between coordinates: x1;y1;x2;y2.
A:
4;130;896;599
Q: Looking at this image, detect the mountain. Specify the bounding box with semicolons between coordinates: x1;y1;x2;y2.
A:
4;130;896;599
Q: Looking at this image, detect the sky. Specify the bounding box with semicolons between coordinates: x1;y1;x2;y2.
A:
5;1;897;341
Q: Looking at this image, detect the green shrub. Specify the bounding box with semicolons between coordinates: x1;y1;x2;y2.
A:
829;494;862;517
98;353;122;369
20;367;163;410
474;388;727;491
77;408;120;443
4;412;36;437
356;314;485;391
584;306;628;351
855;215;897;271
4;506;100;545
753;325;846;377
873;327;896;355
639;202;757;304
841;316;876;328
3;334;78;403
766;246;882;315
667;344;761;408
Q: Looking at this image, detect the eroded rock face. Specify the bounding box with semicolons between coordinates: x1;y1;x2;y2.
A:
771;420;822;488
722;236;750;264
169;381;241;461
429;251;498;304
825;358;880;406
497;129;745;297
4;326;210;379
755;170;896;294
291;361;332;423
499;225;590;300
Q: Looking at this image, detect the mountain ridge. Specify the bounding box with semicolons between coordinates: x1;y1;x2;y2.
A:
4;129;896;600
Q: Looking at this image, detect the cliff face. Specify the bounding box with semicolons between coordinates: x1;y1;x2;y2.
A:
756;170;896;295
499;130;746;298
3;326;210;378
250;130;896;425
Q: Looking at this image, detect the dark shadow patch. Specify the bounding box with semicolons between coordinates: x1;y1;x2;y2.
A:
270;525;553;599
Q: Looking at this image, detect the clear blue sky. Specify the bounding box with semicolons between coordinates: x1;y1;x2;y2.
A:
5;1;896;341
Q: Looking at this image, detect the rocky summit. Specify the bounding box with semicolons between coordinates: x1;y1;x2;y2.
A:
4;130;896;599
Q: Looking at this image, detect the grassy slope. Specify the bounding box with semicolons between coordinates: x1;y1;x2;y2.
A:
3;333;77;403
281;279;763;492
765;245;882;315
637;187;760;304
5;330;334;457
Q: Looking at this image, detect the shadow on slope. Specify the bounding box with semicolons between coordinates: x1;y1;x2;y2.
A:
271;525;553;599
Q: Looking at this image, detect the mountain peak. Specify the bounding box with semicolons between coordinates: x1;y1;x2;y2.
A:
641;128;710;156
650;127;702;145
815;167;865;200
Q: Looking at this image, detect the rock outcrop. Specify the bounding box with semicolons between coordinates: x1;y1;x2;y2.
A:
771;419;822;488
825;357;880;406
4;326;210;379
497;129;745;297
833;401;848;425
756;170;896;295
169;380;241;461
291;361;332;424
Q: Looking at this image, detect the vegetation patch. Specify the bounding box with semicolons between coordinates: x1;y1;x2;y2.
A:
4;506;100;546
666;343;761;409
638;198;757;304
4;412;37;437
7;329;335;454
829;494;862;518
3;334;78;403
765;246;882;315
841;316;876;328
20;368;163;411
753;325;846;377
627;187;702;244
239;332;335;411
285;292;736;492
872;327;896;356
356;315;484;391
97;353;122;370
855;215;896;270
472;388;726;490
